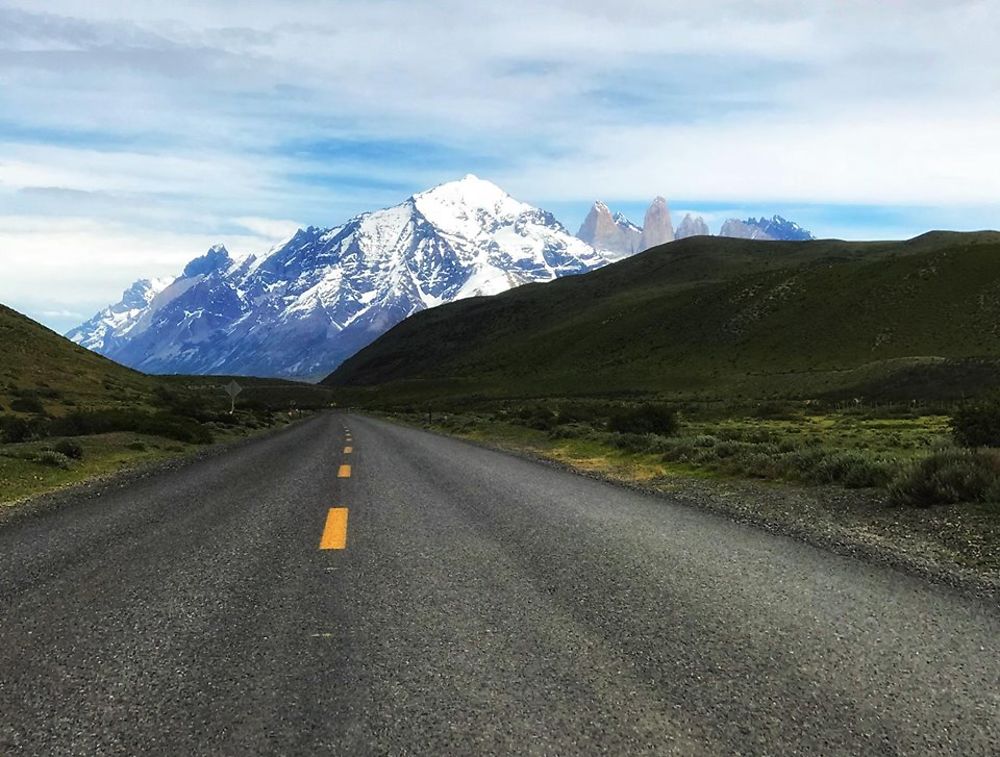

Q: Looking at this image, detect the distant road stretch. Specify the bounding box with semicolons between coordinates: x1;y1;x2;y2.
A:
1;413;998;755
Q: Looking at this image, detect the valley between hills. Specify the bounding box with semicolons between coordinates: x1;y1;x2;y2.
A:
4;226;1000;593
3;205;1000;756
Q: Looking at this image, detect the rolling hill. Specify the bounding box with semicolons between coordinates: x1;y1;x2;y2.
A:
324;231;1000;403
0;303;153;414
1;304;334;418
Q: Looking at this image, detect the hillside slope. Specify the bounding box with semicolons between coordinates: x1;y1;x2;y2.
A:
325;231;1000;402
0;304;152;413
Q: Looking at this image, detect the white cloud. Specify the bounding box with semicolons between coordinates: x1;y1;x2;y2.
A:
0;216;281;331
233;216;302;243
0;0;998;331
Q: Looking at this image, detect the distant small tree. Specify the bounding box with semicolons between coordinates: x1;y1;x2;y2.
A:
951;402;1000;447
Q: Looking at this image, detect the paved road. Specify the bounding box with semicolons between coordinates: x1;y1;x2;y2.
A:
1;413;998;755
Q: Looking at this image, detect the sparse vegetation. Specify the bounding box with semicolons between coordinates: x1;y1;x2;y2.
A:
889;449;1000;508
0;304;339;504
53;439;84;460
36;451;72;469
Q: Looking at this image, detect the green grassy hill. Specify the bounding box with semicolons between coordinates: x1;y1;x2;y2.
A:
0;304;153;414
0;304;335;415
325;231;1000;403
0;304;336;504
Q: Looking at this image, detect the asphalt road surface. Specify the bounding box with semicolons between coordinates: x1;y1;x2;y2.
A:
1;413;998;755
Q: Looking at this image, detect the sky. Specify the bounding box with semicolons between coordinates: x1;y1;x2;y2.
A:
1;0;998;333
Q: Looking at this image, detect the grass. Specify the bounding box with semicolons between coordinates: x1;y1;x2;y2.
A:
0;415;305;506
0;432;188;504
408;406;946;487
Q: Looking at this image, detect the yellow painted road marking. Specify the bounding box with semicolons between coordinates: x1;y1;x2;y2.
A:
344;446;353;454
338;464;352;478
319;507;349;550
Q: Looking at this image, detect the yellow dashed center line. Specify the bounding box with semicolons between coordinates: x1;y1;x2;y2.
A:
338;464;352;478
344;446;353;454
319;507;349;550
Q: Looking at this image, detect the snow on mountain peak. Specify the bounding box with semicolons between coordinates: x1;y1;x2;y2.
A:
412;175;531;240
69;177;624;379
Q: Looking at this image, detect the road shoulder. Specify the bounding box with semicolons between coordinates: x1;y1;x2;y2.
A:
370;413;1000;604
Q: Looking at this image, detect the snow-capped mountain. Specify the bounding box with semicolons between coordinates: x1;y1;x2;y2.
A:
719;215;815;241
68;276;174;354
68;175;619;379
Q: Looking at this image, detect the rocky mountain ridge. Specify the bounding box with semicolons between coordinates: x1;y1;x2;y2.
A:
69;176;620;378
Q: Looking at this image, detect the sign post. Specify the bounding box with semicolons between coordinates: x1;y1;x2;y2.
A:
224;381;243;415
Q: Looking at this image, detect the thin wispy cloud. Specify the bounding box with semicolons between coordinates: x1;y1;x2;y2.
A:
0;0;997;330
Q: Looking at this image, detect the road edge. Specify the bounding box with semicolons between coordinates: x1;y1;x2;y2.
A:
0;412;329;530
363;412;1000;605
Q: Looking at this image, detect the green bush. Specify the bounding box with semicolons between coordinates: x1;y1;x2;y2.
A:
53;439;84;460
784;446;828;475
36;451;72;469
608;405;678;436
514;405;557;431
810;450;896;488
888;448;1000;507
951;403;1000;447
0;415;46;444
713;440;750;459
10;395;45;414
49;410;213;444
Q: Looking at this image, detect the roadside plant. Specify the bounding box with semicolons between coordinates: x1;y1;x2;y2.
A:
888;448;1000;507
53;439;84;460
36;451;72;469
951;402;1000;448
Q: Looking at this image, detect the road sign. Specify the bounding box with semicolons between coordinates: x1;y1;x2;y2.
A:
225;381;243;414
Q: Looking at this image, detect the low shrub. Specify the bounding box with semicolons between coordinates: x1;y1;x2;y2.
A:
611;433;656;453
784;446;829;475
49;409;213;444
126;441;148;451
715;427;779;445
811;450;896;488
608;405;678;436
888;448;1000;507
9;395;45;414
53;439;84;460
0;415;46;444
514;405;557;431
951;402;1000;448
713;440;750;459
548;425;588;440
36;451;72;469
